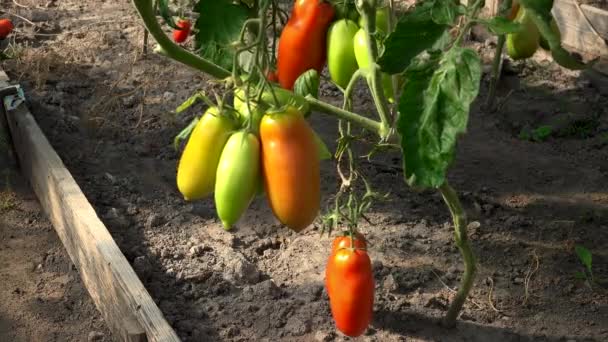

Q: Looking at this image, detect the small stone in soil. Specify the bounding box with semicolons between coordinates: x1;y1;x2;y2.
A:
87;331;104;342
284;316;311;336
383;274;398;292
145;213;163;229
133;256;152;279
315;330;335;342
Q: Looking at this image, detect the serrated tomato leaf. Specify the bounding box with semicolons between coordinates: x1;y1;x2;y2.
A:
378;3;448;74
193;0;251;70
398;47;481;188
294;69;320;99
430;0;464;25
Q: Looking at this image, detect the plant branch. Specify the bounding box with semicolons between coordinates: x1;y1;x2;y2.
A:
357;0;391;138
132;0;231;79
439;182;476;328
485;0;512;110
305;95;382;134
485;35;505;110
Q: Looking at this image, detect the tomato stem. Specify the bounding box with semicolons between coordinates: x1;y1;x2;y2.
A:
485;0;512;110
357;0;392;138
132;0;231;78
305;95;382;135
439;182;476;328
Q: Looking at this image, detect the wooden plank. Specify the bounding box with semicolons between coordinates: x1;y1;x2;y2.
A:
553;0;608;56
0;70;180;342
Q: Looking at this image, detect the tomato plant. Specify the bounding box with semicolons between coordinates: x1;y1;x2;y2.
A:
133;0;588;331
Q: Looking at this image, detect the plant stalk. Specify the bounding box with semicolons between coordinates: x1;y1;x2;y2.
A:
305;95;382;135
357;0;392;138
485;35;505;110
132;0;231;79
439;182;476;328
485;0;512;110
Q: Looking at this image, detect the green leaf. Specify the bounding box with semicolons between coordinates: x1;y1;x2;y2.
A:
575;245;593;271
519;0;587;70
158;0;177;29
398;47;481;188
313;131;332;161
430;0;464;25
294;69;320;99
193;0;251;70
574;271;587;280
480;17;524;35
174;117;200;151
378;4;448;74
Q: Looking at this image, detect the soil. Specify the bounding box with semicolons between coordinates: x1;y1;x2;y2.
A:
0;150;111;340
1;0;608;341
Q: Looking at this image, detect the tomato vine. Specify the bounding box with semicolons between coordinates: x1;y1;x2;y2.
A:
132;0;590;331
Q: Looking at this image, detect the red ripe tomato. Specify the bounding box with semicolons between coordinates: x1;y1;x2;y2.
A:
331;232;367;252
276;0;334;89
172;19;191;43
325;245;374;337
0;19;14;40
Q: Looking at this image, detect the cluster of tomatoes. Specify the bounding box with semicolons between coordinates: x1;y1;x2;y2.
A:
275;0;393;101
176;88;320;233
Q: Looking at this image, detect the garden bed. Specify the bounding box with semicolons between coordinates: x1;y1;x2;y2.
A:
2;0;608;341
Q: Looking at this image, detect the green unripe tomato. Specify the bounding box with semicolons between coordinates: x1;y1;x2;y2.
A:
353;28;394;103
327;19;359;89
506;7;540;60
359;6;390;36
214;131;261;230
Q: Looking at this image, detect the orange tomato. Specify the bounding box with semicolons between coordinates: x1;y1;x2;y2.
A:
325;246;374;337
260;106;320;232
331;232;367;252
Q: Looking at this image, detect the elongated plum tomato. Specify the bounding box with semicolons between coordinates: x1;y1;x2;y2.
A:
260;107;320;232
214;131;261;230
325;246;374;337
327;19;359;89
353;28;394;103
331;232;367;252
176;107;236;201
276;0;335;89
